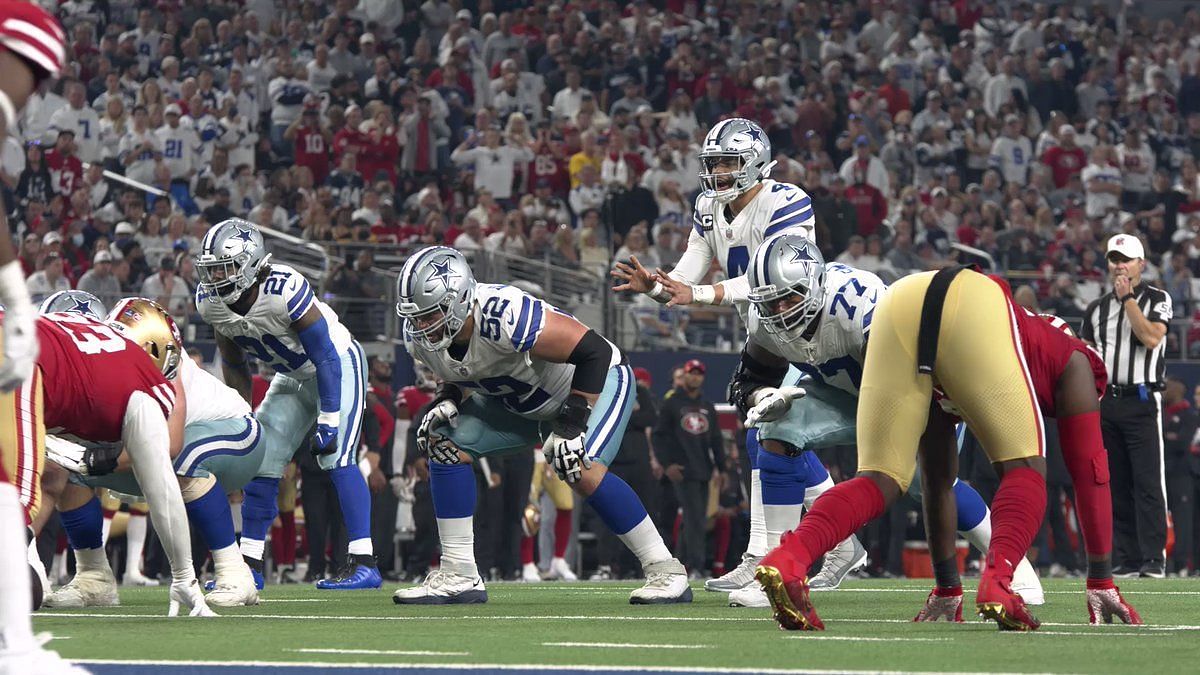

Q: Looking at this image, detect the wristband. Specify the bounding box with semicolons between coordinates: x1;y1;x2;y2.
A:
692;284;716;305
648;281;672;303
1119;293;1136;305
317;411;340;428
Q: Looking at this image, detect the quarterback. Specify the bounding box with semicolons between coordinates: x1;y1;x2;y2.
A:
612;117;859;600
195;219;379;590
395;246;691;605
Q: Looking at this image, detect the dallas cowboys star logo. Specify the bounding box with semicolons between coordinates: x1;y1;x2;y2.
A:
427;257;461;291
233;226;255;243
787;243;811;264
746;127;763;143
70;299;93;315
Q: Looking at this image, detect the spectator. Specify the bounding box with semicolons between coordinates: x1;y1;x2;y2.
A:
1163;377;1198;575
400;96;450;178
839;136;889;197
452;216;485;252
990;114;1033;187
1118;130;1156;211
27;252;72;303
1082;144;1123;221
44;130;84;197
1042;125;1087;189
450;124;533;206
268;61;312;159
845;168;888;238
49;80;101;164
77;248;120;306
140;254;190;319
287;107;332;186
569;164;605;225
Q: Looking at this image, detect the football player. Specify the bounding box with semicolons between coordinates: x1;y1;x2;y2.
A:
755;267;1140;631
394;247;690;605
725;234;1042;608
611;118;860;599
43;298;261;608
194;219;379;590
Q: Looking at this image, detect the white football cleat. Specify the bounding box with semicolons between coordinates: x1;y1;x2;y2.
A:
123;569;159;587
704;552;761;592
547;556;577;581
392;569;488;605
521;562;542;582
629;558;692;604
728;582;770;608
43;568;119;609
809;535;867;591
1010;556;1044;606
0;636;90;675
205;563;261;607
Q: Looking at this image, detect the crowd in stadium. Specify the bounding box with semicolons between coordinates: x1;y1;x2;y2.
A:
11;0;1200;587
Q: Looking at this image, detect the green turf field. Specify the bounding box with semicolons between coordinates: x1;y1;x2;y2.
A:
33;577;1199;674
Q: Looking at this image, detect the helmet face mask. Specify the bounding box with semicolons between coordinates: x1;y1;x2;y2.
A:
747;234;827;343
195;219;270;304
698;118;776;204
395;246;477;352
700;154;747;203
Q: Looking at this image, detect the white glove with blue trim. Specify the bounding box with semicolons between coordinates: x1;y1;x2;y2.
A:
746;386;807;427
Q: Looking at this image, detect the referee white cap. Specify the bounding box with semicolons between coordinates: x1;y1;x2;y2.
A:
1106;233;1144;260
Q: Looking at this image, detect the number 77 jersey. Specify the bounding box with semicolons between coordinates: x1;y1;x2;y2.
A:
747;262;886;396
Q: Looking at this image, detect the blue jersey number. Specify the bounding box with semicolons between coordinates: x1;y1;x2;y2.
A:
79;120;90;139
456;376;552;414
164;139;183;158
727;246;749;277
262;270;289;296
233;334;308;373
479;296;511;342
830;277;866;320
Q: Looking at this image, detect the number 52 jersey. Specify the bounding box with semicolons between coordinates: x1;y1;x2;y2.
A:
197;263;353;378
36;313;175;442
404;284;606;422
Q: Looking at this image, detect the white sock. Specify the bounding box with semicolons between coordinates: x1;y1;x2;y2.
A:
747;469;767;556
211;543;243;572
617;515;673;568
436;516;478;577
961;506;993;555
763;503;805;549
101;515;112;546
125;513;148;575
804;476;835;511
240;537;265;562
347;538;372;556
0;483;35;652
75;546;109;573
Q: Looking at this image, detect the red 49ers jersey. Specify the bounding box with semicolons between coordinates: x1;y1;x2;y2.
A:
398;385;432;419
0;1;66;82
36;313;175;443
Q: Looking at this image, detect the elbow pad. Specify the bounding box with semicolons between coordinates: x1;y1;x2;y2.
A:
728;347;789;417
567;329;617;396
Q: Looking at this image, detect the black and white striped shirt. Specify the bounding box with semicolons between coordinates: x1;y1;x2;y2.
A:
1080;283;1173;387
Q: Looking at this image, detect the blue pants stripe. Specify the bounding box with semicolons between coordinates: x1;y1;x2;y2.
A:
585;364;631;458
174;416;260;477
336;340;366;469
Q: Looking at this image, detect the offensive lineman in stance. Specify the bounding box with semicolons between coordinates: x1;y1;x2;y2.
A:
755;266;1140;631
394;247;691;605
611;118;863;600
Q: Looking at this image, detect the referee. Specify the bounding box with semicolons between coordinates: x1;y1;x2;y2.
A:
1081;234;1173;578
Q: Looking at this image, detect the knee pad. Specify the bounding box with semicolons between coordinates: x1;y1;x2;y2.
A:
178;474;218;503
242;477;280;521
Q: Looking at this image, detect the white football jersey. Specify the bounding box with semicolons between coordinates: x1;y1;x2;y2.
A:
670;179;816;323
404;284;619;421
747;263;885;396
155;124;200;180
198;263;353;380
179;355;251;424
48;105;101;163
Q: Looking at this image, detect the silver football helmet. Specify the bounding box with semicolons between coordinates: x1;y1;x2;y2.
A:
39;290;106;320
699;118;776;204
396;246;477;351
747;233;827;342
194;218;272;304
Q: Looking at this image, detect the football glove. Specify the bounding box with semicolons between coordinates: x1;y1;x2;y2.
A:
543;431;590;484
168;577;218;617
0;300;37;392
417;398;459;455
46;436;124;475
746;386;807;427
310;422;339;457
428;437;463;465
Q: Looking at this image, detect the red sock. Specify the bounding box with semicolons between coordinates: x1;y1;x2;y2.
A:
279;511;297;565
1086;577;1115;590
271;523;284;562
520;536;535;565
987;467;1046;580
933;585;963;597
1057;411;1112;560
553;509;572;558
713;515;731;569
782;476;886;571
672;510;682;548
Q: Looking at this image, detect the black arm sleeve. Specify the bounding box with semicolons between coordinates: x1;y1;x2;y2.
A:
566;329;617;395
727;344;790;417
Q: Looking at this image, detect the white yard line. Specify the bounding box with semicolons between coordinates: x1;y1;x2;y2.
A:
783;636;951;643
288;648;469;656
543;642;709;650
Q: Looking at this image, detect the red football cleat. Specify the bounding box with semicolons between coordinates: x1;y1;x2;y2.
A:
914;586;964;622
1087;586;1142;625
976;568;1040;631
756;547;824;631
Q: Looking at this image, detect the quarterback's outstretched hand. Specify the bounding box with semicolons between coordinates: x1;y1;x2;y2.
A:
746;386;807;427
168;578;218;617
611;255;656;294
416;399;459;455
655;271;696;307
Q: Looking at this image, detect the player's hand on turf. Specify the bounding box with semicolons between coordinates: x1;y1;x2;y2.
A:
417;399;459;455
654;271;694;307
0;304;38;392
168;577;219;617
543;431;591;483
611;255;656;293
310;422;339;457
746;386;807;426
